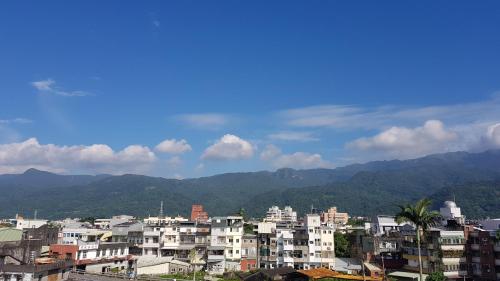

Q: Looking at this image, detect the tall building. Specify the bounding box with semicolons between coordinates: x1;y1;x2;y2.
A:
257;214;335;270
464;221;500;281
207;216;244;274
402;201;467;280
321;207;349;225
191;204;209;222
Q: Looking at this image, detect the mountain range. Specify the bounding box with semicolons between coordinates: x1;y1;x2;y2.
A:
1;150;499;220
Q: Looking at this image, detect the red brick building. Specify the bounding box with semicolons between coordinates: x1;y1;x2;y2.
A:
191;204;209;222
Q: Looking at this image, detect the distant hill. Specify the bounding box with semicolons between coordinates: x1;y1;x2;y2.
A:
0;168;110;189
0;150;499;219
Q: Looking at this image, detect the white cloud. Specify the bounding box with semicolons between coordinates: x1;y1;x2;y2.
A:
166;156;183;168
32;79;55;91
482;123;500;149
0;138;156;174
31;79;91;97
260;144;282;161
260;144;333;169
273;152;333;169
268;131;319;142
201;134;254;161
347;120;458;159
155;139;192;154
175;113;229;129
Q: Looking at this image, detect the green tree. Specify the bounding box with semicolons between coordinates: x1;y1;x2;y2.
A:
396;198;441;281
426;271;446;281
334;232;350;257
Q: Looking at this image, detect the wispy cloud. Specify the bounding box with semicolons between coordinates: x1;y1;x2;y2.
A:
175;113;230;129
279;95;500;130
0;118;32;124
260;144;333;169
268;131;319;142
31;79;92;97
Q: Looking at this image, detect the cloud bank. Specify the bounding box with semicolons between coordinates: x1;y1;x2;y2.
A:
0;138;156;174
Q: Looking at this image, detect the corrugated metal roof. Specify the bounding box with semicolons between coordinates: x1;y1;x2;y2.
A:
0;227;23;242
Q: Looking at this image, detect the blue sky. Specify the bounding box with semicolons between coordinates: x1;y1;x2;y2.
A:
1;1;500;177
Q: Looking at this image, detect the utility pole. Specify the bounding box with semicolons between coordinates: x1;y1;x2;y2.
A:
361;258;366;281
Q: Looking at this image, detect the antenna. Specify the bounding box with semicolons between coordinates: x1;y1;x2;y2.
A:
159;201;164;219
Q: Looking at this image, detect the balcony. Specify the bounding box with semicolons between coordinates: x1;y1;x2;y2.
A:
441;244;464;251
207;254;224;261
143;231;160;237
470;244;479;250
472;257;480;263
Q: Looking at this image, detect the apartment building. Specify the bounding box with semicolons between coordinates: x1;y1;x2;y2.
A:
241;234;257;271
50;240;133;273
305;214;335;270
465;223;500;280
321;207;349;225
257;214;335;271
207;216;244;274
111;221;144;255
265;206;297;223
402;226;467;279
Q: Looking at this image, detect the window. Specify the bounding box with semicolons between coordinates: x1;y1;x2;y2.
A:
236;239;239;243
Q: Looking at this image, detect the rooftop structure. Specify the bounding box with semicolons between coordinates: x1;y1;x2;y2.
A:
265;206;297;223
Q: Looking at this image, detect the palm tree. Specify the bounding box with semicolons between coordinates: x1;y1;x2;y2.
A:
395;198;441;281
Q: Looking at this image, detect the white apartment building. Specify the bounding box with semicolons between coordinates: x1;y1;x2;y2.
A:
305;214;335;270
12;214;47;230
207;216;243;274
265;206;297;223
371;215;408;236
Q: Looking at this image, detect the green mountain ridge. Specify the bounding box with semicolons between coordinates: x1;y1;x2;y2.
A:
1;150;499;219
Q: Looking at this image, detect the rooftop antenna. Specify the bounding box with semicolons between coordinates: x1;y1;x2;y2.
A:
159;201;164;219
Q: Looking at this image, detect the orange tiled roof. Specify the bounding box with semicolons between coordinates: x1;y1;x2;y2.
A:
297;268;383;281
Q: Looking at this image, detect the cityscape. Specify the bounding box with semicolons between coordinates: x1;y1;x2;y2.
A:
1;1;500;281
1;200;499;281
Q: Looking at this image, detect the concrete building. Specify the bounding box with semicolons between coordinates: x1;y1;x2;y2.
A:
136;256;191;275
321;207;349;225
265;206;297;223
50;240;133;273
0;259;73;281
111;221;143;256
257;214;335;271
402;227;466;280
465;225;500;280
371;215;408;236
207;216;243;274
241;234;257;271
12;215;47;230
